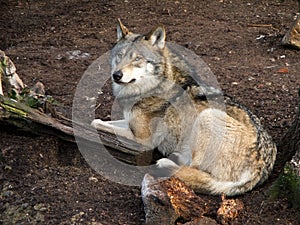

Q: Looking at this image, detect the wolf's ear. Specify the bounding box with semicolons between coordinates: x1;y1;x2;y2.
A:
117;19;130;41
146;26;166;49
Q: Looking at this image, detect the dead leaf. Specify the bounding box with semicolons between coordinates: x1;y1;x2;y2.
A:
277;68;289;73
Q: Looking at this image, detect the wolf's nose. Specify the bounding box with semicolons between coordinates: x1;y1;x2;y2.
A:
113;70;123;81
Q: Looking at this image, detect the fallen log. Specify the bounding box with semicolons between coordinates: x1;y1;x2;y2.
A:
0;95;154;166
0;49;154;166
141;174;213;225
142;174;244;225
0;50;24;95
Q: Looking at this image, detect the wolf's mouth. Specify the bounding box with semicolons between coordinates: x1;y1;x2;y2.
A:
114;79;136;85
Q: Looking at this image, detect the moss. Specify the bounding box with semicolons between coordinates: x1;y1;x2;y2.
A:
268;164;300;210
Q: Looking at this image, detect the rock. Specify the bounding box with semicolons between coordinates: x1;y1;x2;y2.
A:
282;15;300;49
33;203;48;212
71;211;85;223
141;174;216;225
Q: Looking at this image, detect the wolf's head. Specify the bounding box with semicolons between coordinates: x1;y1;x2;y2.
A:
111;19;169;99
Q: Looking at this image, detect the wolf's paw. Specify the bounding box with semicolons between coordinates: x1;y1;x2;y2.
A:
149;158;179;178
91;119;106;129
156;158;179;168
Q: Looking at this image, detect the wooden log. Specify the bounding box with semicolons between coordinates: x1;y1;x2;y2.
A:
0;95;154;166
142;174;246;225
0;50;25;95
141;174;217;225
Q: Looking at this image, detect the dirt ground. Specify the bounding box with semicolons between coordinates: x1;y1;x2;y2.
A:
1;0;300;224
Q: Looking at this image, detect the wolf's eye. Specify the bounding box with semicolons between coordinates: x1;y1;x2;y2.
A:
135;56;143;61
116;53;123;62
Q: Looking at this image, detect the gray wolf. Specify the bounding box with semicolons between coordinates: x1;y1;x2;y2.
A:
91;19;277;196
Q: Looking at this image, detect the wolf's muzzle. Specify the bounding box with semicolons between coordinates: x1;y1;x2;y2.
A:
112;70;136;84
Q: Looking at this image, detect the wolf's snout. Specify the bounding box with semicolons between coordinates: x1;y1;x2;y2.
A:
113;70;123;81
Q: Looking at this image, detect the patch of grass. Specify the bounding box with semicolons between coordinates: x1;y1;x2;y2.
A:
268;164;300;211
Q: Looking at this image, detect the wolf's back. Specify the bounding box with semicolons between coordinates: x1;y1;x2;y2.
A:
174;100;277;196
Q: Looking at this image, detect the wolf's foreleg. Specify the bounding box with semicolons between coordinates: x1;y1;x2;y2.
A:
91;119;135;140
105;119;129;128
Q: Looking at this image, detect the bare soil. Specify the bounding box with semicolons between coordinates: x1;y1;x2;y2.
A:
1;0;300;224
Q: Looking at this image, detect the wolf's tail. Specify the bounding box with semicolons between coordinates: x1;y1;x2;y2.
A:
174;166;259;196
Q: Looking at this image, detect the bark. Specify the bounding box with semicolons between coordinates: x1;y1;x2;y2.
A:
269;88;300;210
276;87;300;166
141;174;215;225
141;174;244;225
0;50;24;95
